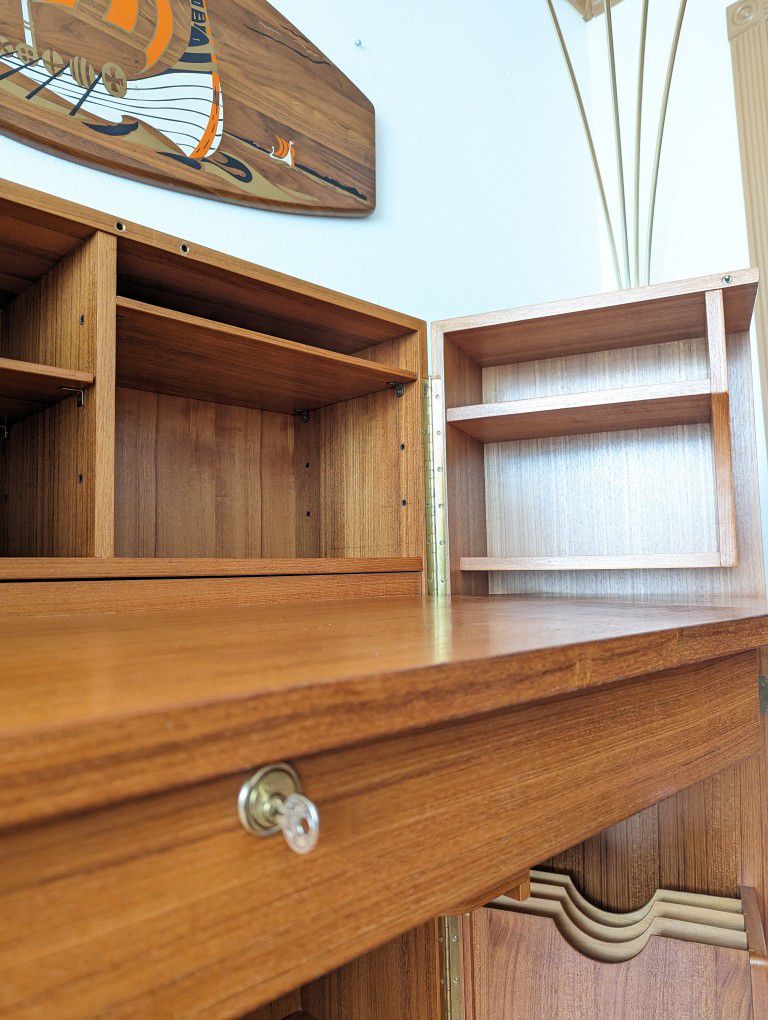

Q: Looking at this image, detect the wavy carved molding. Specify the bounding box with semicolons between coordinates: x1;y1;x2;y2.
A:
491;871;748;963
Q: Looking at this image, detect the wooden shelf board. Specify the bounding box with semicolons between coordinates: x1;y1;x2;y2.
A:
1;594;767;829
436;270;758;367
0;357;94;424
0;556;423;581
446;380;712;443
461;554;723;571
116;297;417;413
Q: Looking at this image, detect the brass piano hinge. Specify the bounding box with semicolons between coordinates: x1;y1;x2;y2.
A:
439;915;464;1020
759;675;768;714
424;377;448;596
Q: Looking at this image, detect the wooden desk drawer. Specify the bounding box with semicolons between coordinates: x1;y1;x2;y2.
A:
0;651;758;1018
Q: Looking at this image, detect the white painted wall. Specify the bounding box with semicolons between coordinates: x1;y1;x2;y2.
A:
0;0;604;323
582;0;750;290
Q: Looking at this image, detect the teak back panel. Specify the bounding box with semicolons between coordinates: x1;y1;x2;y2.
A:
306;333;426;560
115;334;424;562
115;389;297;558
0;233;116;557
483;330;757;599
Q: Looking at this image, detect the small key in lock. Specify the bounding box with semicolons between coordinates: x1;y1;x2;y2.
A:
238;763;320;855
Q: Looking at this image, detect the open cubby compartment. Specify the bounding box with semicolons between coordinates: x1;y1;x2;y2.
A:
433;271;759;595
0;182;426;582
109;223;425;576
112;298;423;572
0;231;114;561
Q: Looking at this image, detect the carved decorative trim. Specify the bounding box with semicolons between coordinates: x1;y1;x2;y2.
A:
565;0;625;21
728;0;768;41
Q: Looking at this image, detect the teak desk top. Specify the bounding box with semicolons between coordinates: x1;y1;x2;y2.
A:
2;594;767;830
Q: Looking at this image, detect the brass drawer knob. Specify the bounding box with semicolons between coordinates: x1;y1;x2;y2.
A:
237;762;319;855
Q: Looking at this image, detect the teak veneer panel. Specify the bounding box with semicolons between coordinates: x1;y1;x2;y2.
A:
301;922;442;1020
468;908;754;1019
447;380;713;444
0;358;94;425
0;572;423;617
116;298;416;413
0;556;423;580
115;387;298;559
436;270;758;368
0;596;767;828
0;651;758;1016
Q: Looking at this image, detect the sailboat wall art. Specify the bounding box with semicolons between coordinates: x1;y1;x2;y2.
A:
0;0;375;214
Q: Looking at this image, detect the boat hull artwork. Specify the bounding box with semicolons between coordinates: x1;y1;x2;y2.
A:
0;0;375;214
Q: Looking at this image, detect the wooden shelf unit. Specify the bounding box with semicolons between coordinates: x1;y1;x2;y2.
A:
433;271;759;593
0;180;427;599
0;357;94;426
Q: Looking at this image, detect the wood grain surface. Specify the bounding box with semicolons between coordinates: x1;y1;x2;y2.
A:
468;908;754;1019
115;386;296;558
0;356;94;424
301;922;441;1020
447;380;713;443
0;570;422;616
0;555;423;579
0;651;758;1016
0;231;115;556
0;595;766;828
115;297;416;412
0;0;375;214
306;331;426;561
434;269;758;367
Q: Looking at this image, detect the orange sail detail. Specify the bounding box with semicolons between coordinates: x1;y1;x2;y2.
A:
144;0;173;69
103;0;139;32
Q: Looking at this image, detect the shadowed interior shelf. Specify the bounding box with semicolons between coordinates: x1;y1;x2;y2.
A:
115;296;417;413
0;357;95;425
446;379;713;443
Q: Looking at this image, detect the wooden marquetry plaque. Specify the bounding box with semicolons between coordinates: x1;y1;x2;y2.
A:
0;0;375;214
